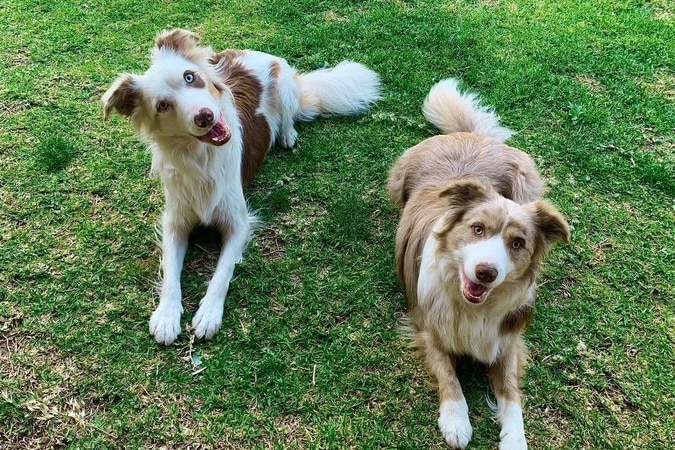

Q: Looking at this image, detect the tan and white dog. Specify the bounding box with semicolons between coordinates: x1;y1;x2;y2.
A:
387;79;569;449
102;29;380;345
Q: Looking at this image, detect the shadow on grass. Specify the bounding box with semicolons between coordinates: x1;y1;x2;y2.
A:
33;134;79;172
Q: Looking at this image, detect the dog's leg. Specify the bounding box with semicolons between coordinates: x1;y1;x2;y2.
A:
276;69;300;149
418;330;472;449
191;200;252;340
149;214;190;345
487;338;528;450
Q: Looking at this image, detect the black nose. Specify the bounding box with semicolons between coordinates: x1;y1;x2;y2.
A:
475;263;498;283
194;108;214;128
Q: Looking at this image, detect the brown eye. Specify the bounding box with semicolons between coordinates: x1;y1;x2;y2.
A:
512;238;524;250
157;101;170;112
473;225;484;236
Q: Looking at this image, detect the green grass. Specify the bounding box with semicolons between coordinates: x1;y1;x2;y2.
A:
1;0;674;448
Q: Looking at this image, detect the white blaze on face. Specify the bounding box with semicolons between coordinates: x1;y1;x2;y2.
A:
458;235;513;304
139;52;227;141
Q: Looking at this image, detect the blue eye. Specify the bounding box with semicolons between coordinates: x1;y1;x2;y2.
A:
157;101;170;112
184;72;195;83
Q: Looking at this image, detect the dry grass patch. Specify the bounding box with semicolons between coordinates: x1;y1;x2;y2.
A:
642;70;675;101
0;331;112;448
574;74;604;93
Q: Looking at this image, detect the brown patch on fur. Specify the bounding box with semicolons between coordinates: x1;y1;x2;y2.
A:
394;186;451;305
529;201;571;244
212;49;245;64
486;337;527;403
439;178;491;207
416;329;464;402
186;71;206;89
515;200;571;288
211;51;272;185
436;179;494;237
269;61;281;79
102;74;139;120
500;304;534;335
265;61;283;117
154;28;214;64
387;133;543;208
155;28;200;54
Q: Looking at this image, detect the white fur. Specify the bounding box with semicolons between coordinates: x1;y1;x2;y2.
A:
423;78;513;142
296;61;382;120
496;402;527;450
459;235;513;287
102;33;380;345
438;399;473;449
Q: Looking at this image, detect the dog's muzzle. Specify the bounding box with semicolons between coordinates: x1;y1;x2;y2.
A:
194;108;215;129
193;111;231;146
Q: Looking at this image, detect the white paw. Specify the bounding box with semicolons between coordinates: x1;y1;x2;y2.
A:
499;433;527;450
279;128;298;148
149;302;183;345
191;297;224;340
498;402;527;450
438;400;472;449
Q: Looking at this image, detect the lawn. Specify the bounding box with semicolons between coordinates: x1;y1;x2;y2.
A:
1;0;674;448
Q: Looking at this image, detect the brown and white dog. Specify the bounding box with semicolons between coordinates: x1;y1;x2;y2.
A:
102;29;380;345
387;79;570;449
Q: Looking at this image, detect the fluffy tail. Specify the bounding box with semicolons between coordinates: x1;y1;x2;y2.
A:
296;61;380;121
422;78;513;142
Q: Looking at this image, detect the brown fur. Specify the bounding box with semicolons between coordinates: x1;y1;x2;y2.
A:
102;74;137;120
388;133;544;209
500;304;534;336
155;28;213;64
486;336;527;402
210;51;272;186
388;81;570;447
394;186;452;303
186;71;206;89
416;329;464;403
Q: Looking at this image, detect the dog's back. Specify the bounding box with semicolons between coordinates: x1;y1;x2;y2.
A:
387;79;543;208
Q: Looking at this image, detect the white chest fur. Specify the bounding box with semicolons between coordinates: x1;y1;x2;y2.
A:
417;234;518;365
151;139;243;226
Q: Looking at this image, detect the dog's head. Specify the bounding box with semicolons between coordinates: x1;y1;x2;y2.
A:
436;179;570;305
101;29;232;146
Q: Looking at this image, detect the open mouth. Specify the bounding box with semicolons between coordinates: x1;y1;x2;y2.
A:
195;113;231;146
461;270;491;304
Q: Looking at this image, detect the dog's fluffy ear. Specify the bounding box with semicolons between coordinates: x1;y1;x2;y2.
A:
155;28;200;53
439;179;492;207
101;74;139;120
529;201;571;245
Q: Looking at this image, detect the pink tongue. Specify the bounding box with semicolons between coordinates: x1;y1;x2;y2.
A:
468;281;487;296
198;115;231;146
463;279;488;303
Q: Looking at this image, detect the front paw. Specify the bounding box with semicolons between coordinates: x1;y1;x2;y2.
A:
191;297;224;340
438;400;473;449
498;403;527;450
499;434;527;450
149;301;183;345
